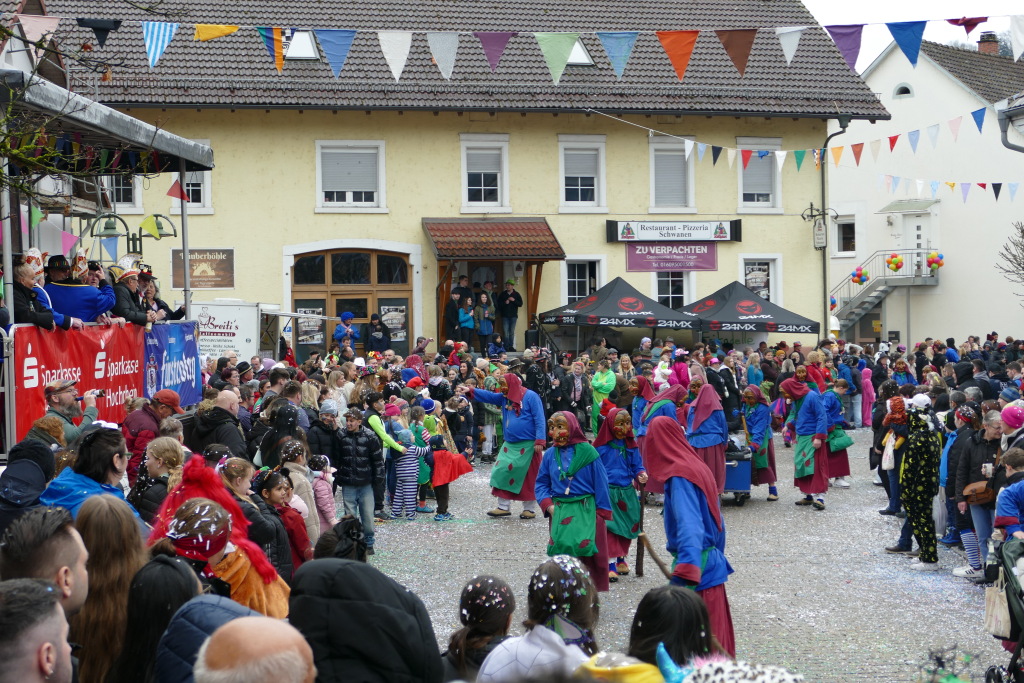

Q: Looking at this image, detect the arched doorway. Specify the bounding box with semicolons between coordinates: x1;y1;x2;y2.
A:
291;248;413;360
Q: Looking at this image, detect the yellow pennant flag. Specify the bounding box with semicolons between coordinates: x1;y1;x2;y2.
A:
830;146;843;167
194;24;239;42
139;215;161;240
944;181;956;193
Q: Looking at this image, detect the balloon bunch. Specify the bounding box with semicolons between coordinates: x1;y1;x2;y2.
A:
926;251;945;272
850;266;869;285
830;295;837;311
885;253;904;272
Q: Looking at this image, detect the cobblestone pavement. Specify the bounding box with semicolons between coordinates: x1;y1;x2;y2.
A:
368;429;1007;682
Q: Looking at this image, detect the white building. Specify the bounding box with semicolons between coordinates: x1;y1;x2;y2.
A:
828;34;1024;346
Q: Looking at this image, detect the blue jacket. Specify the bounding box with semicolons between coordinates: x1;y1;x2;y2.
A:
45;280;116;323
836;363;855;395
472;388;546;444
535;444;612;513
333;321;360;343
38;468;140;519
743;402;772;450
632;397;649;436
487;341;505;357
33;285;70;329
791;390;828;438
821;391;847;429
155;595;260;683
995;475;1024;538
686;409;728;449
458;307;475;331
597;440;645;488
665;476;733;590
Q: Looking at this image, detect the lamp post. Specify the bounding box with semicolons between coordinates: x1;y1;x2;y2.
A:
87;212;131;263
815;114;852;334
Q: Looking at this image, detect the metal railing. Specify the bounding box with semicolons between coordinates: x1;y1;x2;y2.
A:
830;249;939;316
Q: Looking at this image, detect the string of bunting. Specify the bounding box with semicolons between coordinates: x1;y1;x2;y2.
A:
9;12;1024;80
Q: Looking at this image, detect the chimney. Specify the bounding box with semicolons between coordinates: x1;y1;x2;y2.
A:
978;31;1000;55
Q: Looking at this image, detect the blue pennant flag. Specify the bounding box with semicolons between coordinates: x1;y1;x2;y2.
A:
886;21;926;66
595;31;638;78
907;129;919;153
141;21;178;68
971;107;987;133
314;29;357;78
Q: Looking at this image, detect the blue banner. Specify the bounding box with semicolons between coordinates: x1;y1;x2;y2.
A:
144;321;202;407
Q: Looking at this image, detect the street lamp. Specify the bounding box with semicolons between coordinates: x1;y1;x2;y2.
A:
128;214;179;255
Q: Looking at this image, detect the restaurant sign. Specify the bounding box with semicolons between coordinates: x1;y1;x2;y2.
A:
607;219;741;243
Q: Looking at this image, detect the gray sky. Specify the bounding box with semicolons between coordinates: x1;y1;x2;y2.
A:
800;0;1019;72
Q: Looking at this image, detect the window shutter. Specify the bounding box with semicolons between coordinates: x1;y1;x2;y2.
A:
654;150;687;206
743;154;773;195
564;150;598;177
322;150;378;192
466;149;501;173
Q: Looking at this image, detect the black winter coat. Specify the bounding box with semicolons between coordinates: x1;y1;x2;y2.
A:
307;420;341;467
12;281;56;329
955;429;1000;505
336;426;384;487
944;426;975;499
191;407;247;458
290;558;443;683
251;496;295;583
112;281;148;325
229;490;276;547
246;419;271;459
128;475;168;524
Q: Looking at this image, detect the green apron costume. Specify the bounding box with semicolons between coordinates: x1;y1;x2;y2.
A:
490;440;537;495
743;405;771;470
786;398;816;478
605;444;641;539
547;443;601;557
827;427;854;451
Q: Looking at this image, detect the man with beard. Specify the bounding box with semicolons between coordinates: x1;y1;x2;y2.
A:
43;380;99;444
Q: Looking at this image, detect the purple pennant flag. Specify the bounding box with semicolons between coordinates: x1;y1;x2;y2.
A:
886;21;926;66
825;24;864;71
474;32;517;71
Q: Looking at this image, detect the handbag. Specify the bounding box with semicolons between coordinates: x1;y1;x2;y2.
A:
827;427;854;451
985;567;1012;639
881;433;895;471
964;480;996;506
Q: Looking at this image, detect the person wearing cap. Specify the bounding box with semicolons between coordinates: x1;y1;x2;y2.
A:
122;389;185;487
365;313;392;353
43;380;99;444
307;399;341;471
111;265;155;326
889;394;943;571
45;256;117;324
495;278;523;352
333;312;360;347
631;337;653;362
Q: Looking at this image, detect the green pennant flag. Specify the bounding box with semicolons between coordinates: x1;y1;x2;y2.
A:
533;32;579;85
793;149;806;171
29;206;44;228
99;149;110;170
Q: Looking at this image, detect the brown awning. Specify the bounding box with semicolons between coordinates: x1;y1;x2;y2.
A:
422;217;565;260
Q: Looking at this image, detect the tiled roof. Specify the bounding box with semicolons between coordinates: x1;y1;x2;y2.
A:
919;41;1024;105
43;0;888;119
423;217;565;260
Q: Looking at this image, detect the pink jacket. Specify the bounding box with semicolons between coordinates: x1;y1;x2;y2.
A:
312;473;338;534
667;362;690;391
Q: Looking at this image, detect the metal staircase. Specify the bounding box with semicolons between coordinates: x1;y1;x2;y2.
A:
830;249;940;330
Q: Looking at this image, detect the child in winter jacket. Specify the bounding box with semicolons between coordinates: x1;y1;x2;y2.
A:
393;428;431;520
255;468;312;571
308;454;339;534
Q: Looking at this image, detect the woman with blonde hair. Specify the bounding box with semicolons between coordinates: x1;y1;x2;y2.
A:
71;495;148;683
127;437;185;524
326;369;350;412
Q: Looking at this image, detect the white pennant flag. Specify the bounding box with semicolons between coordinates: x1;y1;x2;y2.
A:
1012;16;1024;61
869;139;881;162
426;32;459;79
684;139;694;159
378;31;413;81
916;179;924;196
774;26;807;65
775;150;787;172
927;123;940;148
726;148;736;168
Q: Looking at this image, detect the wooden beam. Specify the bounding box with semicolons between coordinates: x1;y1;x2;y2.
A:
436;260;454;341
527;262;543;320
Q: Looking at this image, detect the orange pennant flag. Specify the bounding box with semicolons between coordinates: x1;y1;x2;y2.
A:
851;142;864;166
715;29;758;76
831;146;844;167
166;179;189;201
657;30;700;81
888;134;900;152
740;149;753;169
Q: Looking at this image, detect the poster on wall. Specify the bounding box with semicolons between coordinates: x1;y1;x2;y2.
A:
171;249;235;289
195;302;260;360
380;304;407;342
744;262;772;300
296;308;325;345
625;243;717;271
143;322;203;407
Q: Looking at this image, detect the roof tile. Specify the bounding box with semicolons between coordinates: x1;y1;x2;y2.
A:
919;41;1024;105
423;217;565;259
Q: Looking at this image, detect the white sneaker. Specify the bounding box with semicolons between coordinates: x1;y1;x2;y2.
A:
834;477;851;489
910;561;941;571
952;565;983;578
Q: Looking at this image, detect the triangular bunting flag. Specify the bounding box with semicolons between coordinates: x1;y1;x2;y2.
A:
140;215;161;239
1011;183;1020;201
378;31;413;81
851;142;864;166
715;29;757;76
726;148;736;169
76;19;121;48
994;183;1003;200
949;116;962;141
60;230;79;256
740;149;753;169
596;31;638;79
774;26;806;65
884;175;892;191
813;148;821;171
886;21;926;66
711;146;722;165
793;149;805;170
141;21;178;68
315;29;356;78
892;176;901;192
888;135;900;152
908;130;920;153
830;146;843;167
825;24;864;71
971;107;986;133
870;139;881;162
194;24;238;41
929;180;939;198
426;32;459;79
101;237;118;262
534;32;579;84
15;15;60;59
29;205;44;228
683;139;694;160
166;180;189;201
915;179;924;196
1012;16;1024;61
474;32;517;72
656;30;700;81
927;124;940;148
947;17;988;35
945;181;956;192
775;150;787;173
697;142;707;162
961;183;970;202
256;27;284;73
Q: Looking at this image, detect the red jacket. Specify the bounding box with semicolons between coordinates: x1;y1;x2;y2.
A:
275;503;312;570
122;404;161;487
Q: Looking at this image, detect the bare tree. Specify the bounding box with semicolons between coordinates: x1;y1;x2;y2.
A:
997;222;1024;304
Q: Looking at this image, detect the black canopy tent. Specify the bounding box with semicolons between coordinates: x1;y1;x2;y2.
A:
676;281;820;335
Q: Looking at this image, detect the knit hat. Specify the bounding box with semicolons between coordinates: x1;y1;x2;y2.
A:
1001;386;1021;403
420;398;436;414
384;404;401;417
319;399;340;416
340;312;355;322
1002;404;1024;431
910;394;931;411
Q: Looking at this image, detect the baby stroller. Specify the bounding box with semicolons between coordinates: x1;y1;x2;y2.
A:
985;538;1024;682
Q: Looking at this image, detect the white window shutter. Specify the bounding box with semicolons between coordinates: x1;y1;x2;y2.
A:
322;150;378;192
467;149;501;174
743;154;773;195
654;150;687;206
564;150;598;177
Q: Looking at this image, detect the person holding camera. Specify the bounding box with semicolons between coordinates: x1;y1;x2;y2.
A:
43;380;101;443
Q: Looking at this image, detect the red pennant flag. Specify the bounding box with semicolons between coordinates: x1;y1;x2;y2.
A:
888;135;900;152
947;17;987;35
740;149;753;169
977;183;987;190
715;29;758;76
851;142;864;166
656;30;700;81
166;180;189;201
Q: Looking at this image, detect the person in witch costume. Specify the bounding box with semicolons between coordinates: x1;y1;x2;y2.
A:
463;373;546;519
593;407;647;583
644;415;735;658
741;385;779;501
685;383;729;495
779;377;830;510
639;384;688;503
535;411;613;592
629;376;656;441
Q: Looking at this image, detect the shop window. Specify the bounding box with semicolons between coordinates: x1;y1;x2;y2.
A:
377;253;408;284
293;254;325;285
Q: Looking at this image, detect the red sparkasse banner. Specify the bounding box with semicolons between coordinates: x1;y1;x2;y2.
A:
13;324;145;441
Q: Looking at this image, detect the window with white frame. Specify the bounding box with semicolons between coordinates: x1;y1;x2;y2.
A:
741;258;779;302
649;137;695;211
460;133;509;212
171;140;213;214
737;137;781;211
835;218;855;256
566;260;598;302
657;271;687;310
559;135;606;212
103;174;143;214
316;141;386;212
